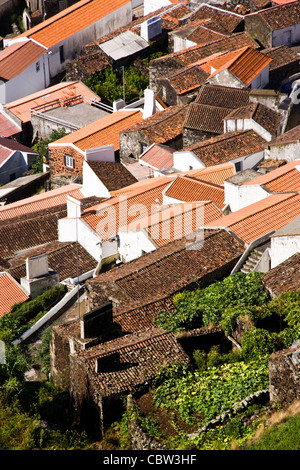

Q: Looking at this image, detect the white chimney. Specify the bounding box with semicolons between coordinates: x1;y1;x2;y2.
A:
67;195;83;218
143;88;156;119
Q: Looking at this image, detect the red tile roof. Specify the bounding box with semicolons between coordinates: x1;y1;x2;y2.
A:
0;184;84;220
79;327;190;396
164;175;225;208
262;252;300;297
139;143;175;170
203;46;272;86
0;39;47;80
186;4;244;33
185;162;235;186
224;102;282;137
14;0;131;49
246;0;300;30
183;129;267;165
81;178;172;240
207;192;300;245
0;272;29;317
50;110;142;152
4;81;100;123
123;201;222;247
0;112;21;137
245;160;300;192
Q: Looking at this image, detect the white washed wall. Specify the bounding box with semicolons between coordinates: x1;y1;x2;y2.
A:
270;234;300;268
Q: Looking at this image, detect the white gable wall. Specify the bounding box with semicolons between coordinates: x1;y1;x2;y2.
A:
82;160;111;198
270;234;300;268
173;150;206;171
118;228;157;262
224;181;269;212
224;117;273;141
0;54;50;104
265;141;300;162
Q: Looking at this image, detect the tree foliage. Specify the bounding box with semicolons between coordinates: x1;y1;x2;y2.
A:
31;127;67;173
85;65;149;104
154;272;269;332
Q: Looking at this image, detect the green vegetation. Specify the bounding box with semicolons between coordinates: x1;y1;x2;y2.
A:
153;272;269;332
115;272;300;450
85;66;149;104
0;284;93;450
31;127;68;173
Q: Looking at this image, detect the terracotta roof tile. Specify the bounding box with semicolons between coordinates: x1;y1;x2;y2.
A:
262;45;299;71
195;83;250;108
164;175;225;208
268;124;300;146
78;327;190;396
4;81;100;123
81;178;171;240
113;296;176;333
224;102;282;137
262;252;300;297
208;192;300;244
6;241;97;283
50;110;142;152
0;39;47;80
245;160;300;192
140;143;175;170
87;228;245;307
186;4;244;33
0;184;84;220
184;103;230;134
183;129;267;166
186;23;228;45
121;105;188;144
87;161;137;191
0;272;29;317
151;32;258;69
122;201;222;247
0;113;21;137
15;0;131;49
0;196;103;259
185;162;235;185
161;64;209;95
204;46;272;86
246;0;300;30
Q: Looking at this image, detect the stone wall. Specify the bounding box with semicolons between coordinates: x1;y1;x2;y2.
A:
149;59;183;94
50;326;72;389
183;128;218;148
269;342;300;406
245;15;272;48
48;145;83;178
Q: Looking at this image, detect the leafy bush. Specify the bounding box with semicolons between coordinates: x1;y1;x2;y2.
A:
85;66;149;104
154;272;269;332
0;284;67;341
153;359;269;426
241;328;279;361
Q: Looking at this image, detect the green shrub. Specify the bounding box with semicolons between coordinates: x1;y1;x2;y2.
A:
154;272;269;332
241;328;279;361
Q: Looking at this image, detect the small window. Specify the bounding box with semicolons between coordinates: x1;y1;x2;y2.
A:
189;165;193;171
36;61;40;72
235;161;242;172
65;155;74;168
59;45;65;64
